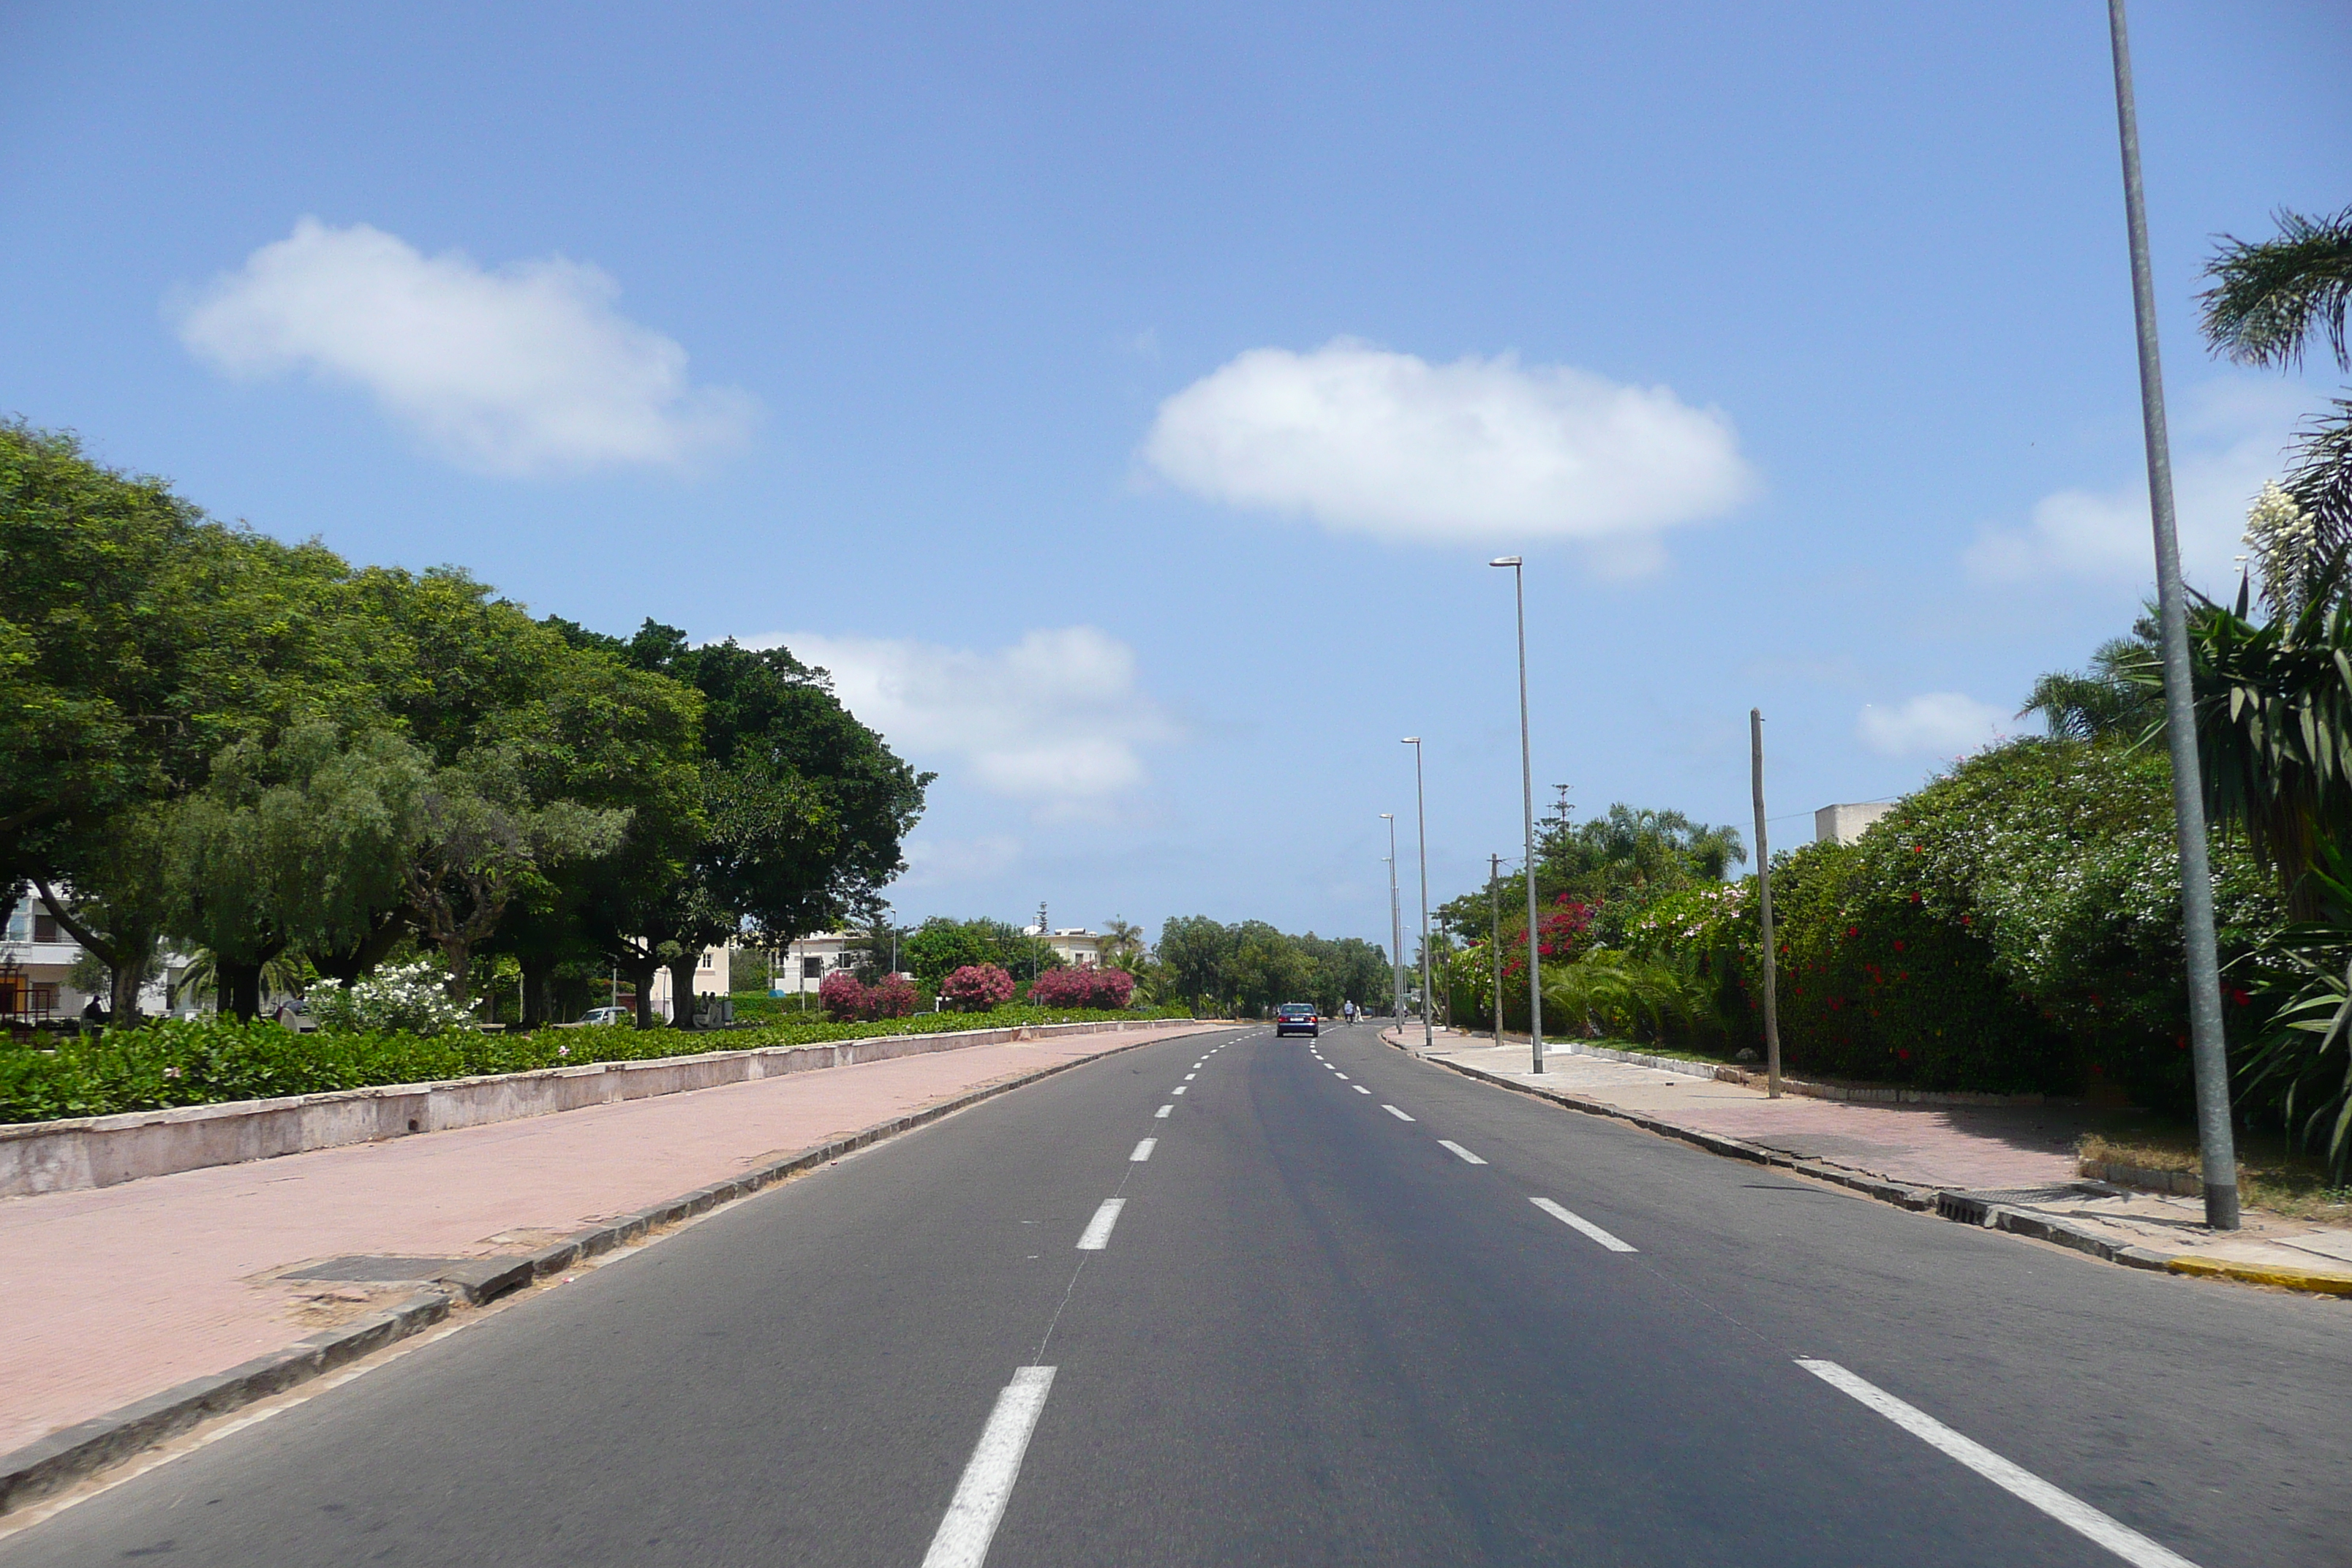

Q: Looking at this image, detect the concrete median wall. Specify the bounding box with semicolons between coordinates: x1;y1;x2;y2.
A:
0;1017;1196;1199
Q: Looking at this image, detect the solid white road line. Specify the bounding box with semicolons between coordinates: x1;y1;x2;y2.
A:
1076;1198;1126;1251
1438;1140;1488;1165
1130;1138;1156;1162
1382;1104;1414;1121
1353;1085;1371;1094
1155;1104;1173;1118
1530;1196;1637;1252
921;1365;1057;1568
1795;1360;2198;1568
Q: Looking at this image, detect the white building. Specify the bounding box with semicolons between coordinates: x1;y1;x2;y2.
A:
768;932;855;995
1;892;88;1023
1040;928;1103;967
1815;802;1894;845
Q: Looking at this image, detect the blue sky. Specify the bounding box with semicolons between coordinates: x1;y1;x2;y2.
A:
4;2;2345;949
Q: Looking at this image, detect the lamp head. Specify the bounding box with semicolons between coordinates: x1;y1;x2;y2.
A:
1401;736;1420;745
1489;555;1522;568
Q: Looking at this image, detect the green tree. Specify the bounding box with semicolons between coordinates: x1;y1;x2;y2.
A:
1156;916;1233;1014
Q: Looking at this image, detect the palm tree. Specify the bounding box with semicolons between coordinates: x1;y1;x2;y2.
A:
1098;917;1145;970
2202;206;2352;554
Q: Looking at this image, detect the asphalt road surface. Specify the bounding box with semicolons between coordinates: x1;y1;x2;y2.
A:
7;1024;2348;1566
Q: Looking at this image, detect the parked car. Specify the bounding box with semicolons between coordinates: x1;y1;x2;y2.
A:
579;1006;634;1027
1274;1003;1319;1037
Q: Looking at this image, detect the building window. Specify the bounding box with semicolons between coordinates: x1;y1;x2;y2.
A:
31;911;59;944
698;951;714;971
802;957;825;979
29;984;56;1017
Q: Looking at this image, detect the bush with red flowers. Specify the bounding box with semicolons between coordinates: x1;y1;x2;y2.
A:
1028;965;1136;1011
818;970;870;1022
868;973;920;1019
940;962;1017;1011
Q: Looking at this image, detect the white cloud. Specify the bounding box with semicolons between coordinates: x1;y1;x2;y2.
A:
173;218;755;475
898;835;1022;889
1857;693;2017;758
762;627;1179;818
1965;381;2306;590
1139;339;1757;551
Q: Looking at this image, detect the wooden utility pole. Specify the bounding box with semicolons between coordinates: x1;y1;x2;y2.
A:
1751;708;1782;1098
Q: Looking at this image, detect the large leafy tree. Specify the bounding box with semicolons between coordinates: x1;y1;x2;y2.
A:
556;620;929;1028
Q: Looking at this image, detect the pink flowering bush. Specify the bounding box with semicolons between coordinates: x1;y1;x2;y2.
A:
818;970;870;1022
869;973;920;1019
1028;965;1135;1010
940;963;1016;1011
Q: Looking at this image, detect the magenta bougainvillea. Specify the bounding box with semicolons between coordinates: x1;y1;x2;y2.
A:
869;973;919;1019
1027;965;1136;1010
940;963;1017;1011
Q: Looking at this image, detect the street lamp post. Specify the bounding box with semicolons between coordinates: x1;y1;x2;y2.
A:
1381;813;1405;1023
1402;737;1433;1052
1490;557;1544;1073
2106;0;2239;1232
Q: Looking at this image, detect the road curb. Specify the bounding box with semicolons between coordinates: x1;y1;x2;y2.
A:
0;1022;1208;1518
2166;1255;2352;1294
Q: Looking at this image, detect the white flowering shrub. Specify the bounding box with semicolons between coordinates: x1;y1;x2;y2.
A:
309;958;472;1036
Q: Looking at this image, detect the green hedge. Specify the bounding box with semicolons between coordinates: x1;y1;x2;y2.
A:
1623;739;2283;1101
0;1005;1188;1124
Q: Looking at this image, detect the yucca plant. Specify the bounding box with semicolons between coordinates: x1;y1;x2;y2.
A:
2240;845;2352;1179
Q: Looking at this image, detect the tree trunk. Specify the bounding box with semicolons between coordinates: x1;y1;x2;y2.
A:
667;951;702;1030
217;960;263;1022
109;951;149;1028
307;908;409;984
621;954;663;1028
521;952;558;1028
439;938;473;1009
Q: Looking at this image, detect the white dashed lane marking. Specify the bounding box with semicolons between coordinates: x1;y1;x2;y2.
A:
1130;1138;1156;1162
1353;1085;1371;1095
1155;1104;1172;1118
1530;1196;1637;1252
1796;1360;2199;1568
1076;1199;1126;1251
1382;1105;1414;1121
1172;1086;1186;1096
1438;1140;1487;1165
921;1366;1056;1568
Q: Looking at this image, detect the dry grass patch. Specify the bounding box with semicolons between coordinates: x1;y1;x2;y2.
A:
2078;1128;2352;1222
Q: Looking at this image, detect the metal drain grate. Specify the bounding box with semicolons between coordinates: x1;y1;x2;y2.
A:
1935;1183;2106;1225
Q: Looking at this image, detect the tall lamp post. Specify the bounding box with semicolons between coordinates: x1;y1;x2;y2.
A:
1490;557;1544;1073
1381;813;1405;1024
1402;737;1433;1051
2106;0;2238;1232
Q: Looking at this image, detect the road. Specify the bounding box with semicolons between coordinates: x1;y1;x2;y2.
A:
5;1024;2346;1566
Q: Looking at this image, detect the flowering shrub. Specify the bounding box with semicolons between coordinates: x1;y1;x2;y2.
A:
1028;965;1135;1010
818;970;870;1022
940;963;1016;1011
869;973;920;1019
309;959;471;1037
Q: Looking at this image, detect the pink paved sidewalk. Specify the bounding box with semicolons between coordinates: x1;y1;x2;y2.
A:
0;1022;1218;1455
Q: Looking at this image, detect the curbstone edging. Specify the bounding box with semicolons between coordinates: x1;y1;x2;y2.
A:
0;1020;1210;1518
0;1288;452;1518
2166;1255;2352;1295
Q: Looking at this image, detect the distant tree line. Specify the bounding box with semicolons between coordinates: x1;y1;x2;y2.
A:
1;423;928;1028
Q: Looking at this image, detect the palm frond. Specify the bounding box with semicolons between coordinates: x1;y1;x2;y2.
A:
2199;206;2352;374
